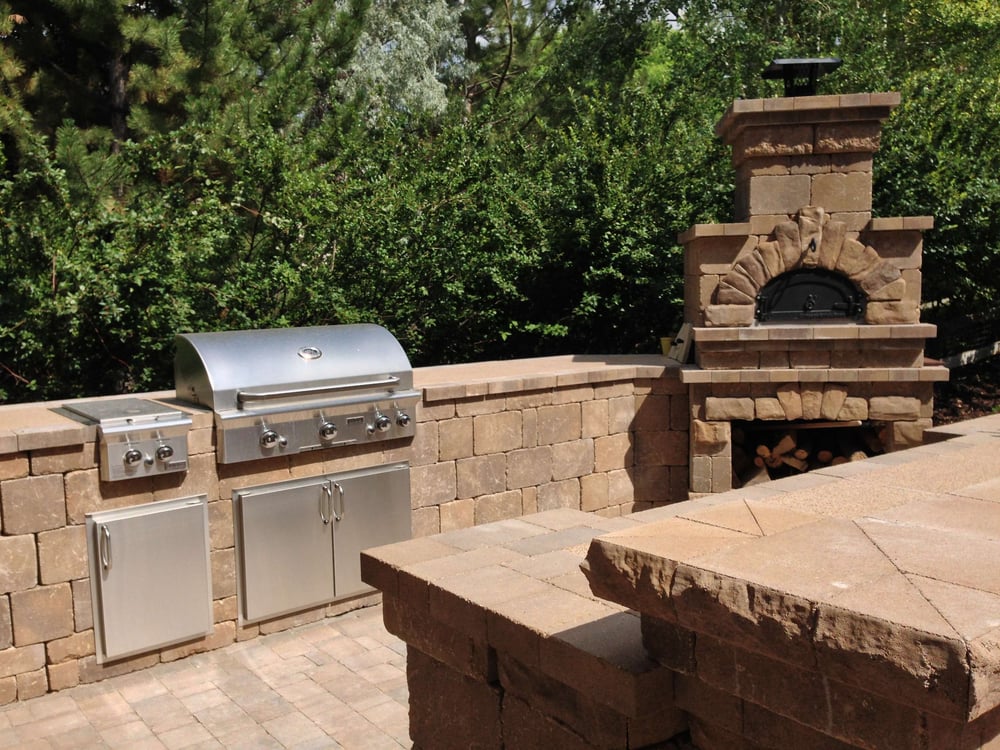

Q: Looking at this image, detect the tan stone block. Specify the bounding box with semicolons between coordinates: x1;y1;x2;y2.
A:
155;451;219;502
692;420;730;454
402;419;438;467
552;385;594;405
504;390;553;410
1;475;65;534
474;491;523;525
670;395;690;432
0;643;44;680
690;456;712;494
705;397;754;421
161;621;235;662
410;506;440;537
737;125;813;161
211;547;236;600
815;121;882;154
29;444;98;475
205;498;233;551
696;349;759;369
72;579;92;632
755;398;785;420
521;407;538;448
836;396;868;421
749;173;811;216
473;411;521;455
0;454;29;482
869;396;921;421
213;595;237;623
580;473;609;512
902;267;922;305
704;304;755;327
537;404;581;445
867;276;907;301
800;388;823;420
607;469;634;508
537;479;580;511
594;433;632;473
11;584;73;646
416;399;456;422
47;660;80;692
46;630;94;664
608;396;635;433
456;454;506;499
16;667;47;699
835;238;878;279
506;446;552;489
37;526;87;585
760;350;790;368
0;535;37;593
581;400;609;439
438;417;472;461
456;395;504;417
820;385;848;420
633;394;672;431
811;171;872;213
866;300;919;324
186;426;213;456
0;599;9;650
78;652;159;685
710;455;733;492
551;440;594;481
440;498;476;531
892;418;932;449
0;676;12;705
411;461;457;508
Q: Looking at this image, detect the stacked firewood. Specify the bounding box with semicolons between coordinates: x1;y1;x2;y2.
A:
732;426;883;487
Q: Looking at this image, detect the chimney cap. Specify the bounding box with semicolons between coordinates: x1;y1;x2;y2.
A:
762;57;842;96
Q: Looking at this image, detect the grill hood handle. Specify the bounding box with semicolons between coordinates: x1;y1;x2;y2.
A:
236;376;401;406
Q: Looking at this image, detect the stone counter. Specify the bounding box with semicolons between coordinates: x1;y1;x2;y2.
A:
0;355;690;703
583;412;1000;749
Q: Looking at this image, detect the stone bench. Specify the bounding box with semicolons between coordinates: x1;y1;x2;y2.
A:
361;509;689;749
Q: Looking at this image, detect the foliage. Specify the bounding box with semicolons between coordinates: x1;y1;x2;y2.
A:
1;0;999;402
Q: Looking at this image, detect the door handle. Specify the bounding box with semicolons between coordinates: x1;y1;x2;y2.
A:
320;483;332;525
333;482;345;522
99;525;112;569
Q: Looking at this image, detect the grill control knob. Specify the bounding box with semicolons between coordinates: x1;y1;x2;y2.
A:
260;430;281;449
123;448;143;466
396;411;412;428
374;413;392;433
155;445;174;462
319;422;338;440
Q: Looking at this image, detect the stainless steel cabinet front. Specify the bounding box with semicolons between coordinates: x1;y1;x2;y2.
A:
332;465;411;597
86;496;213;664
235;479;336;623
233;462;411;624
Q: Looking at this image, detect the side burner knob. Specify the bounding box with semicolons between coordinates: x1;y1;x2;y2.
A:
319;422;338;440
123;448;143;466
260;430;281;449
374;413;392;433
155;445;175;461
396;411;412;428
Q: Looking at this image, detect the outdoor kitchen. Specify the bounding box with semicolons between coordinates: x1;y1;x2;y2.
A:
3;64;1000;750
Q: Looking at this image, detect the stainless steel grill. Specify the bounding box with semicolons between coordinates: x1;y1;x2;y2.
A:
174;324;418;463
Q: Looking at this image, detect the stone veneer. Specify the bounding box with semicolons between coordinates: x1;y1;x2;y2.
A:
679;92;949;493
0;355;688;702
363;412;1000;749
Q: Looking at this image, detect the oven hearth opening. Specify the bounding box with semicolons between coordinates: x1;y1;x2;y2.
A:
732;419;886;487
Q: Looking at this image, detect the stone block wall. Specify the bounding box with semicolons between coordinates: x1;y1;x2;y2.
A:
0;355;688;703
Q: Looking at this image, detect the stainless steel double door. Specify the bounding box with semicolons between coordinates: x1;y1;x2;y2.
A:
234;462;410;624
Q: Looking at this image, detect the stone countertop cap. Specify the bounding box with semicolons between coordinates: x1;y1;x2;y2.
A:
0;355;677;455
582;413;1000;722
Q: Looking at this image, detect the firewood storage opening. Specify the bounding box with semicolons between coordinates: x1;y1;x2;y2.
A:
732;419;886;487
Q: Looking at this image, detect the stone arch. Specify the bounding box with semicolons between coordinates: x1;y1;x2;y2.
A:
714;206;906;315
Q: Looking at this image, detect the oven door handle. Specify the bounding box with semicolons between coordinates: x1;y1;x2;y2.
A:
236;377;400;405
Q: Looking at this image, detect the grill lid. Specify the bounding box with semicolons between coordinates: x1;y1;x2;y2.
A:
174;324;414;415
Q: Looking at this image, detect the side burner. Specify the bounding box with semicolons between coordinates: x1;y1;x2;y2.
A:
63;397;191;482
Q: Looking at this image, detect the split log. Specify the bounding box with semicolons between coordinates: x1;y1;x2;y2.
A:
756;445;771;458
849;450;868;462
831;456;849;466
781;455;809;472
816;449;834;464
771;433;796;457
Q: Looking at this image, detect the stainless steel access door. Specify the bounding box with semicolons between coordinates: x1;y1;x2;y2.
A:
332;463;411;598
234;478;336;623
86;496;213;664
